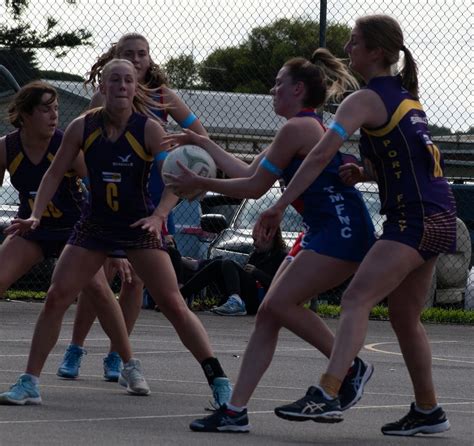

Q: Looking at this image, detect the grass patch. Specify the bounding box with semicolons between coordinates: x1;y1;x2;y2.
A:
4;289;46;300
5;291;473;325
316;303;474;325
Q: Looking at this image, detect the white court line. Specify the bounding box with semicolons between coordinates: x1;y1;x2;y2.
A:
365;341;474;364
0;402;472;425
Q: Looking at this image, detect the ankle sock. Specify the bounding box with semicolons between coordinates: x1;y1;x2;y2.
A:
23;373;39;385
226;402;246;412
415;403;439;414
319;373;341;398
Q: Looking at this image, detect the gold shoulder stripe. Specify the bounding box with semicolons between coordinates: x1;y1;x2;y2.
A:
83;128;102;153
47;153;55;163
8;152;24;176
362;99;424;137
125;131;153;161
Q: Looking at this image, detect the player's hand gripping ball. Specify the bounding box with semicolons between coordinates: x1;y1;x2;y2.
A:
162;144;216;200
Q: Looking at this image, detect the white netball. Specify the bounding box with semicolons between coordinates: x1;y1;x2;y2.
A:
162;144;217;199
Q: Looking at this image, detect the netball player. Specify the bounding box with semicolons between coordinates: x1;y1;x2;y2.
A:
57;33;209;382
0;80;149;404
164;49;376;432
1;60;231;409
256;15;453;436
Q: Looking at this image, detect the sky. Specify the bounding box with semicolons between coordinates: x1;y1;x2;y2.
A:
2;0;472;132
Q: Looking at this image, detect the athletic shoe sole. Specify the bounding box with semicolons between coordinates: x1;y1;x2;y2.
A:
57;371;78;379
275;409;343;423
211;309;247;316
383;420;451;436
0;395;42;405
190;424;251;433
341;362;374;411
118;376;150;396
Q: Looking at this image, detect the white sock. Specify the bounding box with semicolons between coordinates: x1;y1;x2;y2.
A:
226;402;246;412
415;404;439;414
23;373;39;385
317;385;335;400
228;294;243;304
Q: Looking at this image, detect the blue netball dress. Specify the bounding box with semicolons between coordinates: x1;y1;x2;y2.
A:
68;111;163;251
359;76;456;259
281;110;376;262
5;129;85;257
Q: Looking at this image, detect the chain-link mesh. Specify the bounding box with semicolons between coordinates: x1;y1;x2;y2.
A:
0;0;472;308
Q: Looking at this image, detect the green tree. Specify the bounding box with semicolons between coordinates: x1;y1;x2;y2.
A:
0;1;92;85
165;54;199;89
199;18;351;93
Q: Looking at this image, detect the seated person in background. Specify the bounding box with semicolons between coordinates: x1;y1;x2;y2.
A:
179;227;288;316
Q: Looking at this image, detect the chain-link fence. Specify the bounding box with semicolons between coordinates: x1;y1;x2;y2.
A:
0;0;472;308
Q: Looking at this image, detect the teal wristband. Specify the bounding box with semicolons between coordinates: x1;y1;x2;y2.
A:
329;121;349;140
179;113;198;129
154;152;168;162
260;157;283;176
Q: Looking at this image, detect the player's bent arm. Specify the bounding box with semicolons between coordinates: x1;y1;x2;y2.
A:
145;118;167;157
161;86;208;137
153;186;178;220
274;93;373;210
195;164;277;200
31;118;84;219
70;150;88;179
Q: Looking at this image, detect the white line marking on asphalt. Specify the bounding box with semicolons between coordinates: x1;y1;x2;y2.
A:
365;341;474;364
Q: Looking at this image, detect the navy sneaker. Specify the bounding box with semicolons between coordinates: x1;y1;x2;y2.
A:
103;351;123;382
0;374;42;405
274;386;343;423
57;344;86;379
381;403;451;436
210;377;233;409
190;404;250;432
339;357;374;411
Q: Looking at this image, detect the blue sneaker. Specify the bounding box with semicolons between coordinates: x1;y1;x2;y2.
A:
0;374;42;405
210;377;233;409
211;296;246;316
57;344;86;379
103;351;123;382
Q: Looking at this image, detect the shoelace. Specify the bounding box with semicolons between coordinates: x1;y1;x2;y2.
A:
64;350;81;367
106;355;121;370
126;365;145;383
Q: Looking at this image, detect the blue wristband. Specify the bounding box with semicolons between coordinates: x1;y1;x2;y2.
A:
260;157;283;176
329;121;349;141
81;176;90;187
154;152;168;162
179;113;198;129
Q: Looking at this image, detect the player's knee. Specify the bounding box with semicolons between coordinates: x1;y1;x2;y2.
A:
44;284;73;314
157;292;189;321
255;299;283;326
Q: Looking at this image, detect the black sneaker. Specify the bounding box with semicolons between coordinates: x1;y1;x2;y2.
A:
381;403;451;436
190;404;250;433
274;386;343;423
339;357;374;411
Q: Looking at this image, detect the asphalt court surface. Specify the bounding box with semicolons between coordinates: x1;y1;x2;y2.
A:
0;300;473;445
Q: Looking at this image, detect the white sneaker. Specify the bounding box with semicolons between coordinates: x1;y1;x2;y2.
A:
118;358;150;395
